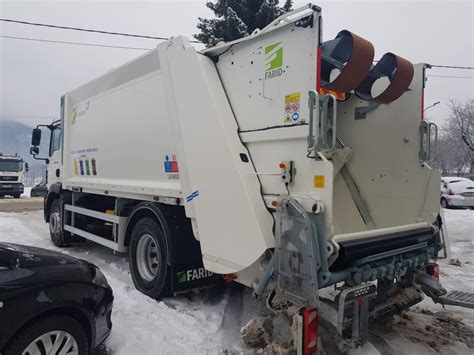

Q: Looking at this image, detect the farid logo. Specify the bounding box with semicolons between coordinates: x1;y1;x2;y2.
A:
177;268;213;283
264;41;283;80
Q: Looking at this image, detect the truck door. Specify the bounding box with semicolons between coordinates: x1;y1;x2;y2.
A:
48;126;62;186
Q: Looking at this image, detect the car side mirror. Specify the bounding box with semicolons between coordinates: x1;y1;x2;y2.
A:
31;128;42;146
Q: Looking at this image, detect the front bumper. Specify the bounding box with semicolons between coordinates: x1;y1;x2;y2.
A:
0;183;24;195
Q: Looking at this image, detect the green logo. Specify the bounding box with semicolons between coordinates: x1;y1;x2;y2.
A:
176;268;213;283
264;42;283;79
265;42;283;71
177;271;187;283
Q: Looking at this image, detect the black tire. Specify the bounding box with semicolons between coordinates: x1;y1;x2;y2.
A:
13;194;21;199
49;198;69;247
3;315;88;355
129;217;171;299
440;198;449;209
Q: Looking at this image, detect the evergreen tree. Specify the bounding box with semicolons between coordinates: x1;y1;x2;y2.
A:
195;0;293;47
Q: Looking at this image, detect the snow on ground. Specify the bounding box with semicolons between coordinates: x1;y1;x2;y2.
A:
0;208;472;354
0;210;238;354
21;187;32;198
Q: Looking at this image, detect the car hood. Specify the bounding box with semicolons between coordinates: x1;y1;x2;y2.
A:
0;243;87;269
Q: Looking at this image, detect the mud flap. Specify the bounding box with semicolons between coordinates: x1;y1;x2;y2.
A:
171;263;222;294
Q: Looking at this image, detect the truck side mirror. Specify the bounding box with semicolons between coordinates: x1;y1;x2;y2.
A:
25;162;29;172
31;128;42;146
30;146;40;155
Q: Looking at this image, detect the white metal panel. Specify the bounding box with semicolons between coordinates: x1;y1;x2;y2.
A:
333;65;441;233
160;37;275;273
212;10;321;131
63;60;182;198
209;13;336;232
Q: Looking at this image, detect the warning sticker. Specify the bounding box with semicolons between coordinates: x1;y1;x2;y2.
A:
284;92;301;124
164;154;179;179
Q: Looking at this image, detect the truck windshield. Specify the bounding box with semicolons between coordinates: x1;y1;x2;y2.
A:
0;160;22;172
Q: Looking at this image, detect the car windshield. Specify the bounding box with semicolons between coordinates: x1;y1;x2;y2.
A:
0;160;22;172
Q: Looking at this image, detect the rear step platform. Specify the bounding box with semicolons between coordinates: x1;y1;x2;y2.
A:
416;271;474;310
436;290;474;309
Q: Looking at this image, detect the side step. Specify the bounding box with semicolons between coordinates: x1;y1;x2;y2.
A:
436;291;474;309
63;204;128;252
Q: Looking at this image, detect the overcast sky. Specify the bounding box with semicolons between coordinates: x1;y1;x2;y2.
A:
0;0;472;129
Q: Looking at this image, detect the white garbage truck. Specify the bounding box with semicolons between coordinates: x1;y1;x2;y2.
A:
30;4;474;352
0;153;27;198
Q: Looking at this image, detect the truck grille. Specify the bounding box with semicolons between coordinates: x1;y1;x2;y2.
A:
0;176;18;182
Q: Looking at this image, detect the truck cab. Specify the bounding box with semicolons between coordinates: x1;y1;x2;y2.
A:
0;153;27;198
29;119;62;188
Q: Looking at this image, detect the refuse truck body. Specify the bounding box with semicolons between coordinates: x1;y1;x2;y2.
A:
0;153;27;198
30;4;474;351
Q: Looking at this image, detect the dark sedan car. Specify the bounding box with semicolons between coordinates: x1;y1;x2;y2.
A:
30;181;48;197
0;243;113;355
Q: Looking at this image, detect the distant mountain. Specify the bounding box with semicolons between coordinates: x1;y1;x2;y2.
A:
0;120;48;185
0;120;33;162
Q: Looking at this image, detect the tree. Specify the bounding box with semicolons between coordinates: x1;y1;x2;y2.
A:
448;99;474;173
195;0;293;47
433;99;474;174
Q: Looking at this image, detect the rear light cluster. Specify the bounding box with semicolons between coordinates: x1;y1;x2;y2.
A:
448;189;454;196
426;262;440;280
222;273;236;283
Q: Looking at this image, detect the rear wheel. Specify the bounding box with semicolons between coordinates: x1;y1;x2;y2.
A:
440;198;449;209
3;315;88;355
129;217;171;299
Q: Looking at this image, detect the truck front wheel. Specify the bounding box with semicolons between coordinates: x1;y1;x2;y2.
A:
49;198;68;247
129;217;171;299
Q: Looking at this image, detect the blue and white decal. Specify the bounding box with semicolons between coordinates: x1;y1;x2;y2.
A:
186;190;200;202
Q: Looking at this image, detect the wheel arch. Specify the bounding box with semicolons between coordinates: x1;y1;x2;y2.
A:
44;182;62;222
124;202;172;265
123;201;202;267
1;305;95;353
